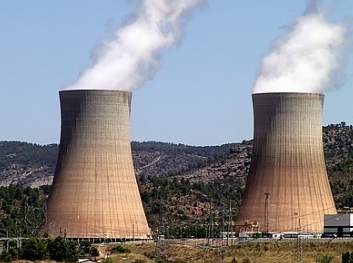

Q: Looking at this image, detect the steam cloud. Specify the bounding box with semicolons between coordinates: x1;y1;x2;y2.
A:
65;0;204;91
253;2;349;94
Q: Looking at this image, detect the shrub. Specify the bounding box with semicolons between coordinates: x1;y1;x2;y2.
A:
110;244;131;254
101;256;113;263
47;236;79;263
90;246;99;260
154;258;186;263
8;248;18;261
143;251;153;259
20;237;48;261
316;253;334;263
342;252;353;263
0;250;12;263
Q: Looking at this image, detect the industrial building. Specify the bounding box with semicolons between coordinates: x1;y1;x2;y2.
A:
324;214;353;237
41;90;151;240
235;92;336;233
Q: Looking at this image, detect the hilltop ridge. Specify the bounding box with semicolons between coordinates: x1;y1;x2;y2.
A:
0;123;353;229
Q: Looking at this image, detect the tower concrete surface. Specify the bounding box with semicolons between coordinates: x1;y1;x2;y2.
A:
41;90;151;239
235;92;336;233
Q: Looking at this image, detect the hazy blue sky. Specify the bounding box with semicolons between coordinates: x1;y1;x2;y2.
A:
0;1;352;146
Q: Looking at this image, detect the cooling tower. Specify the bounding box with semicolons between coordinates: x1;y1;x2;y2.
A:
236;92;336;233
41;90;151;239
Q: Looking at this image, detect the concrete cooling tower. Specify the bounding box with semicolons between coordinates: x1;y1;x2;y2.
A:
41;90;151;239
235;92;336;233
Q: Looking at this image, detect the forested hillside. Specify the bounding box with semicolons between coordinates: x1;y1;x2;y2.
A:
323;123;353;208
0;123;353;236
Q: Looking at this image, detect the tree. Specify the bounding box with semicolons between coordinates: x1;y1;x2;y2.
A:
0;250;12;263
90;246;99;261
48;236;79;263
20;237;48;261
342;252;353;263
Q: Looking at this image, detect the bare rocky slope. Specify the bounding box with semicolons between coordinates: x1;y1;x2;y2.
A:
1;123;353;229
1;123;353;190
0;140;252;188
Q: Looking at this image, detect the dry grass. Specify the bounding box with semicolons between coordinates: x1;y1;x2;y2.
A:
105;240;353;263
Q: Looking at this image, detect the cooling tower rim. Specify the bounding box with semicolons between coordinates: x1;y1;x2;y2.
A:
59;89;132;95
252;91;324;97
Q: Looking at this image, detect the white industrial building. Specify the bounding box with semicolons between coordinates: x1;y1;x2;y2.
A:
324;214;353;237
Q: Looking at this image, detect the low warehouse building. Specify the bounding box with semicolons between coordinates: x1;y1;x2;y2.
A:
324;214;353;237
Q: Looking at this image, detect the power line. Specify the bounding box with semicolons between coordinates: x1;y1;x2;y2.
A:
264;192;270;234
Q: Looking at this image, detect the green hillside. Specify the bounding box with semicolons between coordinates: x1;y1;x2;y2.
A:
0;123;353;237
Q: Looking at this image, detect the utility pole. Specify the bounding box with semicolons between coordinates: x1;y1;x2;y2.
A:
6;230;8;250
195;219;198;239
297;217;302;263
264;192;270;234
227;199;232;246
207;202;213;246
156;201;167;259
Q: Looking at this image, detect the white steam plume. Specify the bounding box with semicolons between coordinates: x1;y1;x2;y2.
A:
253;1;349;94
65;0;204;91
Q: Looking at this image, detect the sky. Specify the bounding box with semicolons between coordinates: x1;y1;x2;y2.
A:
0;1;352;146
